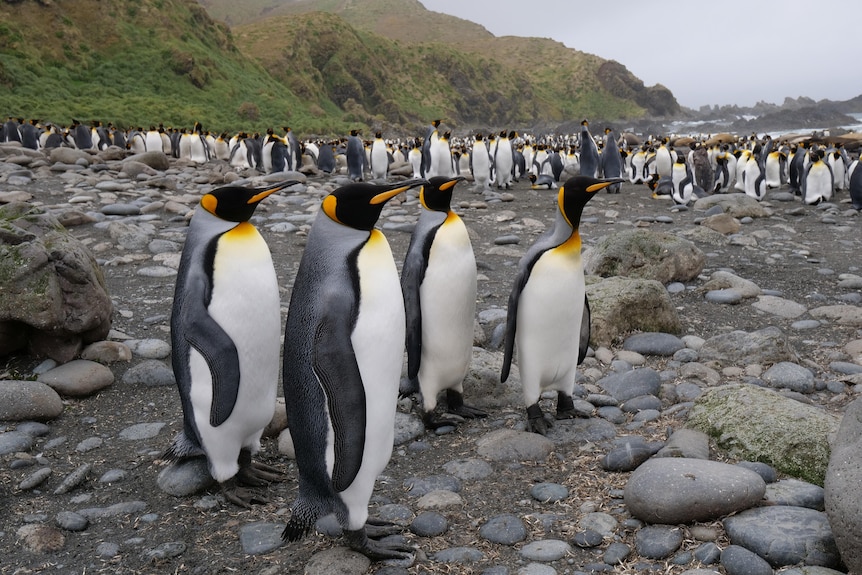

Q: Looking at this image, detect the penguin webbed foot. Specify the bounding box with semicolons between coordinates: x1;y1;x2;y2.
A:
364;518;404;539
554;391;581;420
344;527;415;563
220;477;270;508
526;403;554;435
237;448;286;486
445;389;488;420
421;410;464;431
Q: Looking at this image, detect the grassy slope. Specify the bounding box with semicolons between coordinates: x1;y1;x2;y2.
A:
0;0;339;133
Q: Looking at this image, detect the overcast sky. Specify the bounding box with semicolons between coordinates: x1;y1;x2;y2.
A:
418;0;862;109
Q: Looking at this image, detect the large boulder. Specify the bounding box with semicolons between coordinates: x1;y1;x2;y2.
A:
586;276;682;347
686;384;840;485
583;229;704;284
825;397;862;574
697;326;798;367
692;193;772;218
0;202;112;362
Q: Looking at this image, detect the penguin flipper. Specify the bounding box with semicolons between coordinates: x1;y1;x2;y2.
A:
578;296;591;365
312;305;366;493
501;260;533;382
182;275;241;428
401;233;432;381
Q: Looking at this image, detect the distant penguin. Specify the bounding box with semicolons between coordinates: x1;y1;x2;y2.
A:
212;132;230;161
408;138;423;178
421;120;441;177
529;173;557;190
189;122;209;164
494;130;514;189
827;147;848;191
145;125;164;153
764;141;786;189
670;156;694;205
734;149;752;193
400;176;486;428
654;137;673;179
629;145;648;184
848;155;862;210
689;142;714;192
369;132;389;180
262;131;287;174
470;134;492;190
501;175;624;434
600;128;623;193
165;180;298;506
283;126;302;171
20;119;40;150
346;129;366;181
281;179;426;561
577;120;600;178
71;119;93;150
429;129;454;179
228;134;255;170
742;147;767;201
2;117;21;143
712;145;735;192
317;140;337;174
802;149;834;205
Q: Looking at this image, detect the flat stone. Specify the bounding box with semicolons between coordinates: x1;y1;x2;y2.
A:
238;522;285;555
475;429;554;462
37;359;114;397
410;511;448;537
519;539;572;562
723;506;841;568
634;524;684;560
624;457;766;524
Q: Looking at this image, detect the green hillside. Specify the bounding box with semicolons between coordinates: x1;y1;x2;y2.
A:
0;0;678;137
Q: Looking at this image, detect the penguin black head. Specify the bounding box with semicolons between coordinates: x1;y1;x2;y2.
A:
323;179;427;231
558;176;624;229
420;176;463;213
200;180;300;223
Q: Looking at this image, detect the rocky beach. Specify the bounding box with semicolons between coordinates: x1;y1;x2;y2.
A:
1;141;862;575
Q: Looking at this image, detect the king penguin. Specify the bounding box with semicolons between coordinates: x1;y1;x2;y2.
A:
400;176;486;429
578;120;600;178
501;175;624;435
166;180;299;506
848;154;862;210
802;149;834;205
281;179;426;561
346;129;366;181
369;131;389;180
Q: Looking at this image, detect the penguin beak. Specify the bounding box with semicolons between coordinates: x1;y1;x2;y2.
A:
248;180;301;204
585;178;625;193
371;179;428;205
439;176;466;192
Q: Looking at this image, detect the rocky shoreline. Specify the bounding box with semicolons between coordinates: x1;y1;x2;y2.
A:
1;142;862;575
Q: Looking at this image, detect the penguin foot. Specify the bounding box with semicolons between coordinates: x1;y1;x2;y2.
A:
555;392;579;420
364;518;404;539
220;478;270;508
526;403;553;435
446;389;488;420
421;410;465;431
344;527;415;562
237;449;286;486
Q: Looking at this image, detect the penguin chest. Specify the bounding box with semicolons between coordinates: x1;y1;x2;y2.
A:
517;244;584;387
196;223;280;426
353;230;405;396
419;218;477;377
806;163;833;202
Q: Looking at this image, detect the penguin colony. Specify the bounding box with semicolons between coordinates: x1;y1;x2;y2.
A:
4;115;862;562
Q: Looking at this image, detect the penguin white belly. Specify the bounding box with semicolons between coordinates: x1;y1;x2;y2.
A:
417;218;477;410
371;145;388;179
189;222;280;482
765;155;782;188
656;149;672;178
409;149;423;178
516;248;583;406
805;164;833;204
190;137;208;164
179;136;192;160
472;150;491;186
339;230;405;529
145;132;163;153
743;159;763;200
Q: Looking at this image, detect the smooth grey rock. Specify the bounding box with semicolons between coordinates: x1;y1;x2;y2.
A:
475;429;554;462
699;270;761;298
654;428;710;459
723;506;841;568
601;436;658;472
442;458;493;481
704;289;743;304
825;397;862;574
433;546;485;563
403;475;461;497
530;483;568;503
0;430;35;455
157;456;215;497
579;512;618;537
55;511;89;532
698;326;798;366
37;359;114;397
622;332;685;356
764;478;824;510
624;458;766;524
239;522;285;555
763;361;816;393
597;368;661;402
720;544;773;575
573;528;604;548
121;359;175;386
18;466;52;490
0;380;63;421
603;541;631;564
125;338;171;359
634;525;684;560
410;511;448;537
519;539;571;561
478;514;527;545
77;500;147;520
119;422;165;440
393;411;425;445
687;384;839;485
